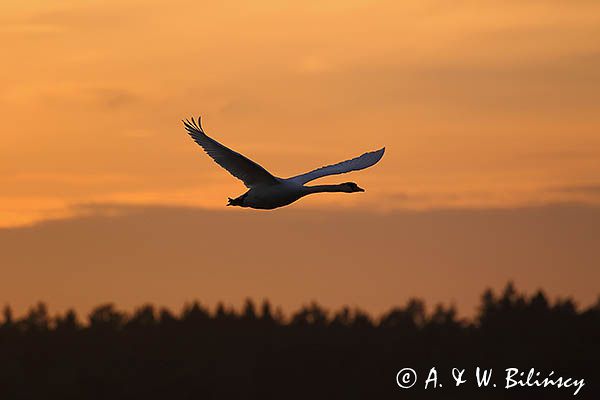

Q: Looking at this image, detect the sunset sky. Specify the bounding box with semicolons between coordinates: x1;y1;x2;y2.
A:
1;0;599;317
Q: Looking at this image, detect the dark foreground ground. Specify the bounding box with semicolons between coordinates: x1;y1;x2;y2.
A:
0;283;598;399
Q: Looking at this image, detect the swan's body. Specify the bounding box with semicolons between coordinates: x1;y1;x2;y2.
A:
230;181;361;210
183;117;385;210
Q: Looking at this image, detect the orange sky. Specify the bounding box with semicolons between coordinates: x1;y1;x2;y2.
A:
1;0;599;316
2;0;600;227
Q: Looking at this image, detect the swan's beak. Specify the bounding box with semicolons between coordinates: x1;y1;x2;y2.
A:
227;197;233;206
357;186;365;192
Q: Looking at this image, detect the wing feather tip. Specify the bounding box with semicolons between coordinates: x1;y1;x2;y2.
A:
182;116;206;135
373;147;385;160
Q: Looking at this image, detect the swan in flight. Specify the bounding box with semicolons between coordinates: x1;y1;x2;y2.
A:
183;117;385;210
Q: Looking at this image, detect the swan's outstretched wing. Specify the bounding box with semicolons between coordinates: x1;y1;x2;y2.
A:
183;117;279;188
289;148;385;185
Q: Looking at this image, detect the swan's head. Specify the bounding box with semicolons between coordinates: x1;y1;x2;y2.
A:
342;182;365;192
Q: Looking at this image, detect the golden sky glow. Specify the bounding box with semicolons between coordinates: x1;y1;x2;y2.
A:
1;1;599;317
2;0;600;227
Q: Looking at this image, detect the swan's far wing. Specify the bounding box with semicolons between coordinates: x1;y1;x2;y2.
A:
289;148;385;185
183;117;278;188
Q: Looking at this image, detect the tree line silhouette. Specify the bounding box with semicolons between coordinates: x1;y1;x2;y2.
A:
0;282;598;399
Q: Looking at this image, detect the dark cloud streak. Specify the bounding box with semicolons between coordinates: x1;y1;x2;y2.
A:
1;203;598;318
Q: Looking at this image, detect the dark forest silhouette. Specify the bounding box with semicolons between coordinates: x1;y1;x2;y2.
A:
1;282;598;399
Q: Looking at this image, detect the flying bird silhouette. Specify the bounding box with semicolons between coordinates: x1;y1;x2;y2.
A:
183;117;385;210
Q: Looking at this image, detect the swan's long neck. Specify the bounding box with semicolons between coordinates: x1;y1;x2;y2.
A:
303;184;348;194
